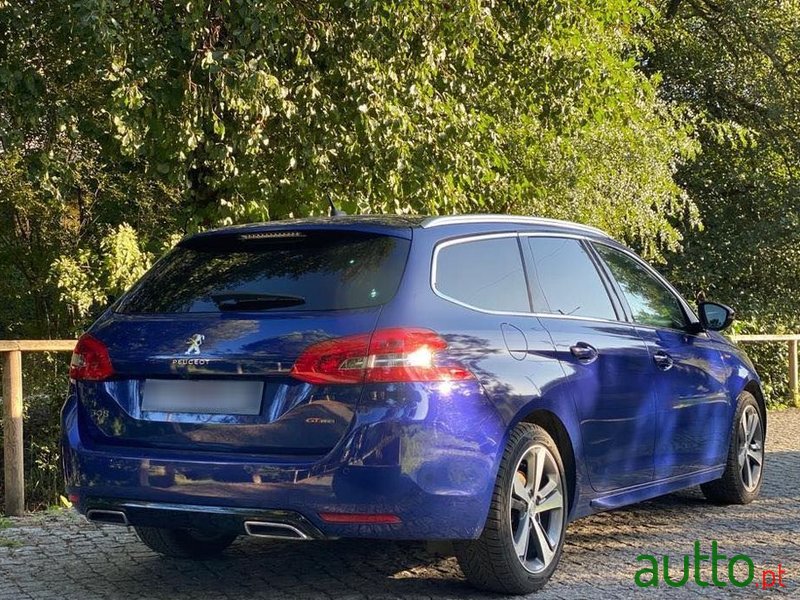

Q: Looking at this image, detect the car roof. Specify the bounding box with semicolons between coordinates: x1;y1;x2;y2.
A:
183;214;610;244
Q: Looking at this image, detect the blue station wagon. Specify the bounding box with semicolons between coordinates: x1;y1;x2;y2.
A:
62;214;766;594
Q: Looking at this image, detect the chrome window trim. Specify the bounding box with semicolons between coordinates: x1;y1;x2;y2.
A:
421;214;610;238
431;233;533;316
431;232;627;324
431;231;700;334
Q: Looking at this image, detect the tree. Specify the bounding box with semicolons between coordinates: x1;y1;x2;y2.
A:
649;0;800;401
1;0;698;329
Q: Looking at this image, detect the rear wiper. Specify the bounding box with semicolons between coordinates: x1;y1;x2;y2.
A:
210;292;306;311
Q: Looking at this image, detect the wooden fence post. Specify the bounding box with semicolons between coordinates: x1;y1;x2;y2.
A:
789;340;799;406
2;349;25;516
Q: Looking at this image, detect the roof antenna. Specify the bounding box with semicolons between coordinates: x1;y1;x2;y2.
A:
328;196;347;217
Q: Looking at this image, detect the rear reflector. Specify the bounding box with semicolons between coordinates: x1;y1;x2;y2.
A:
290;328;475;385
318;512;401;524
70;334;115;381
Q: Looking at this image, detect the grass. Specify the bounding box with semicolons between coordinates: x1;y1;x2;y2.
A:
0;516;21;549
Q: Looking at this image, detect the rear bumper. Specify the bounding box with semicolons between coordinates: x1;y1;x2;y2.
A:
62;381;506;540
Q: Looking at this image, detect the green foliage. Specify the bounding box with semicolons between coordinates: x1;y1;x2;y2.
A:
3;1;698;281
53;223;152;319
0;352;71;512
94;0;695;248
649;0;800;404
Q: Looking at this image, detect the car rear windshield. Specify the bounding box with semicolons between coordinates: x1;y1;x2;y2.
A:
115;231;411;314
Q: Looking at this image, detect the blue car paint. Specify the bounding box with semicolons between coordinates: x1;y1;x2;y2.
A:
62;216;763;539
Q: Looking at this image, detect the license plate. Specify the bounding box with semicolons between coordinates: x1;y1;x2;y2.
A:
142;379;264;415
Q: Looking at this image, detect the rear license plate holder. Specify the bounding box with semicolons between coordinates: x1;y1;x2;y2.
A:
141;379;264;415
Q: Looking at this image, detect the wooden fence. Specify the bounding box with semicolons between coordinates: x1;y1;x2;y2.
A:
1;340;76;516
1;334;799;516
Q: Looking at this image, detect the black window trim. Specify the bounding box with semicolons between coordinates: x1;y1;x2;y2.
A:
519;232;625;323
578;238;627;321
583;241;634;322
589;239;702;334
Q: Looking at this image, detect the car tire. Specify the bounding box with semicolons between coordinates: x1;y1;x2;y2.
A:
701;390;765;504
134;526;238;558
454;423;568;594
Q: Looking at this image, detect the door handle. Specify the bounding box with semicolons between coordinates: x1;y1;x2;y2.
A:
570;342;598;364
653;350;674;371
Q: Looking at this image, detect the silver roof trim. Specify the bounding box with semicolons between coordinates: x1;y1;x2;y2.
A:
420;214;610;237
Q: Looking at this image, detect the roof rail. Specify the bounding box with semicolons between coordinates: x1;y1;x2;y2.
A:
420;214;610;237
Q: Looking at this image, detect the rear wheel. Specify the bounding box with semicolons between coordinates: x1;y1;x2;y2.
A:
701;391;765;504
455;423;567;594
134;526;237;558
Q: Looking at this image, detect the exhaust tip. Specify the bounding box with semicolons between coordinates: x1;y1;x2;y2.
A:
86;509;129;526
244;521;309;540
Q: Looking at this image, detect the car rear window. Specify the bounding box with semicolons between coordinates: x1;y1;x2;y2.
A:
115;231;411;314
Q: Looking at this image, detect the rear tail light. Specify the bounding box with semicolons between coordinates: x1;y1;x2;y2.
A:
290;328;475;385
70;334;115;381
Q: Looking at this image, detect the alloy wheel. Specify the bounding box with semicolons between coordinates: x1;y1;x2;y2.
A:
738;405;764;492
508;444;565;574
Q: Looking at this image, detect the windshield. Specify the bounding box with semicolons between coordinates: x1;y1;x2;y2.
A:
115;231;411;314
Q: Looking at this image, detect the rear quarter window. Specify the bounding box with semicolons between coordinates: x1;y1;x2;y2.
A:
433;236;530;313
115;231;411;314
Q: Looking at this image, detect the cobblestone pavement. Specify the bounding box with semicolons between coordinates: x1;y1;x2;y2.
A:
2;408;798;600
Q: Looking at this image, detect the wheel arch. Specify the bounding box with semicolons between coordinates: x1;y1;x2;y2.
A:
518;409;577;515
742;379;767;434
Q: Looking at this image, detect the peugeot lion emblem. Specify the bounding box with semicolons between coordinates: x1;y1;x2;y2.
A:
185;334;205;355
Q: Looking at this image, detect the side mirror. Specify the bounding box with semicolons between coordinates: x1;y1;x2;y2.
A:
698;301;735;331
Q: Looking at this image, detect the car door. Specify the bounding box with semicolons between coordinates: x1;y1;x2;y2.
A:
591;242;731;479
523;235;656;492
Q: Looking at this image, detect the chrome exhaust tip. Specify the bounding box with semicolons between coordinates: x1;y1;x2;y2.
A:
243;521;310;540
86;509;129;526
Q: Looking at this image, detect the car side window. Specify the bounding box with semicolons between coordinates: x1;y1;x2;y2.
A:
526;237;617;320
593;243;687;330
435;237;530;312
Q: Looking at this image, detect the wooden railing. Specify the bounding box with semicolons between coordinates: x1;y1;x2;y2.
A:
0;334;798;516
1;340;76;516
729;334;800;400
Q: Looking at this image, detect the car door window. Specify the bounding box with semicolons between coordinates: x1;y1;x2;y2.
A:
435;236;530;312
593;243;687;330
526;237;617;320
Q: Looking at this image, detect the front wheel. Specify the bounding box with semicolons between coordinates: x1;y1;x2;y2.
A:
134;526;238;558
701;390;765;504
455;423;568;594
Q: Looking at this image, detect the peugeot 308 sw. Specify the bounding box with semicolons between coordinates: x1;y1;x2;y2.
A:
62;215;765;594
